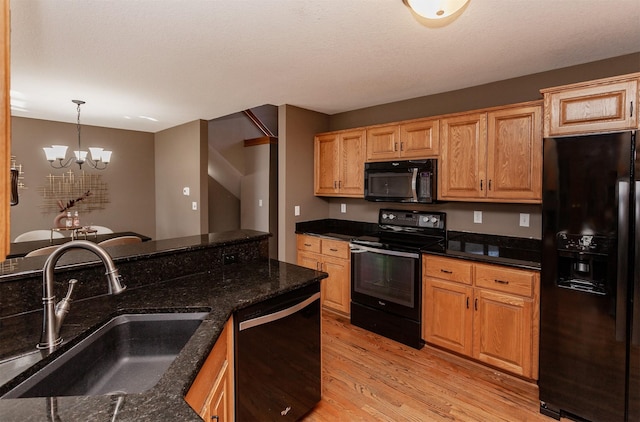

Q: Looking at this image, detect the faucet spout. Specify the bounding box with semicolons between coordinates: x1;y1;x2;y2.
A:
37;240;127;353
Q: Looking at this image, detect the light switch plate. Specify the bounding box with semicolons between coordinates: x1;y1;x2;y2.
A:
258;199;263;207
340;203;346;213
519;213;530;227
294;205;300;216
474;211;482;224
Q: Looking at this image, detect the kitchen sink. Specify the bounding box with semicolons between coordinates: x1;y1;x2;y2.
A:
2;311;209;398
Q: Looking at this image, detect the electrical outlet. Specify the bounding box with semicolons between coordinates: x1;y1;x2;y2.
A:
183;187;190;196
294;205;300;216
519;213;530;227
192;201;197;210
258;199;263;207
340;203;347;213
473;211;482;224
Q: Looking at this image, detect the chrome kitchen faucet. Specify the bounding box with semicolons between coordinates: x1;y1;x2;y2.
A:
37;240;126;353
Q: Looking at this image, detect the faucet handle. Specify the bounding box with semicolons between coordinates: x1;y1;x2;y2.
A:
56;279;78;315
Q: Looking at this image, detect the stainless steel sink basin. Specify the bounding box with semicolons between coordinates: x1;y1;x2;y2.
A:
2;312;208;398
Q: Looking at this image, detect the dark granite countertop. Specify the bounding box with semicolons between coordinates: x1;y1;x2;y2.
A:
0;232;327;421
296;219;541;270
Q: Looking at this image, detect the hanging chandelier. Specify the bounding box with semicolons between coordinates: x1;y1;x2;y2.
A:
43;100;112;170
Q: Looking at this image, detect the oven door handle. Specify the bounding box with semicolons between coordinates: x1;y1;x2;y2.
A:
350;244;419;259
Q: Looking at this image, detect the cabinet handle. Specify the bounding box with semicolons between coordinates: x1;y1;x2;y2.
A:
466;297;469;309
488;179;492;190
480;180;483;191
304;243;312;247
474;298;478;311
329;248;338;252
631;101;634;118
394;142;398;152
400;142;404;151
440;269;453;274
338;180;342;188
334;181;337;189
494;279;509;285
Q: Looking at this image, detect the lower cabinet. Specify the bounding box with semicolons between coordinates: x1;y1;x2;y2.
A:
296;234;351;316
423;255;539;380
185;318;234;422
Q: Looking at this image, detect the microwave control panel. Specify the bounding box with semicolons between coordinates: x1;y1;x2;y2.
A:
379;209;446;230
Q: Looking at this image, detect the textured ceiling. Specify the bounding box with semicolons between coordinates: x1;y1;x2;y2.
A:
9;0;640;133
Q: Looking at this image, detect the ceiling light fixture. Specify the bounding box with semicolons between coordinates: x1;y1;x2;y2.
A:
43;100;112;170
404;0;470;19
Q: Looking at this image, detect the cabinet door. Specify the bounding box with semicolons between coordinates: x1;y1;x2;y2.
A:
366;124;401;162
399;118;439;158
206;362;231;422
439;113;487;199
338;130;366;197
472;289;533;378
297;250;321;271
321;255;350;316
314;133;340;195
486;105;542;202
543;78;638;137
423;278;473;356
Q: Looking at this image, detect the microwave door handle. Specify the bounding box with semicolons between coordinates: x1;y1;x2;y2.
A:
411;168;418;202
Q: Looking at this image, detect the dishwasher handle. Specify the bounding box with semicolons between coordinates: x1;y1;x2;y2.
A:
238;292;320;331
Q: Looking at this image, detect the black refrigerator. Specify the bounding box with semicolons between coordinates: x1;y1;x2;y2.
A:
539;130;639;421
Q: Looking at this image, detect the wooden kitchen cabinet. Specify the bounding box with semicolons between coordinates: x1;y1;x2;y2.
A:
185;318;234;422
314;129;365;197
0;0;10;261
422;255;540;380
366;118;439;162
297;234;351;316
439;102;542;203
541;73;640;137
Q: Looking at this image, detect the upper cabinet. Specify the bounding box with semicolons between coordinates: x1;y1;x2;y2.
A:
541;73;640;137
366;118;439;162
314;129;366;197
439;102;542;203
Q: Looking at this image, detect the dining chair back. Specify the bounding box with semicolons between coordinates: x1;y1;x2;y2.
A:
98;236;142;248
25;245;61;257
14;230;65;242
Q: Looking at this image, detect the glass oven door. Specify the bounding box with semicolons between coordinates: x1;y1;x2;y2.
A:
350;244;420;320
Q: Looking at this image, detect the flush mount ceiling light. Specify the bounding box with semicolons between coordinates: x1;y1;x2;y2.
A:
404;0;470;19
43;100;112;170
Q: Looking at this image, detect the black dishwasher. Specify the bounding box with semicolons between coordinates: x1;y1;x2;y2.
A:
234;281;321;421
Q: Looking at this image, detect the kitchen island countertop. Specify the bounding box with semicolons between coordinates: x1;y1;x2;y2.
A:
0;232;326;421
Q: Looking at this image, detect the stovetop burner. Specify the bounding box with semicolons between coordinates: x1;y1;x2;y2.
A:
351;209;446;253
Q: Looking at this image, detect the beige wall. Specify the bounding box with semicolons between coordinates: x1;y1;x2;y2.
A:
10;116;155;240
155;119;208;240
278;105;330;263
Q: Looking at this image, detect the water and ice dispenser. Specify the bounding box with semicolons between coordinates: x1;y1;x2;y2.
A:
555;233;614;295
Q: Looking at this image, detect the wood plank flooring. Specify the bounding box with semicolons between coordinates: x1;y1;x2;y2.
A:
303;312;556;422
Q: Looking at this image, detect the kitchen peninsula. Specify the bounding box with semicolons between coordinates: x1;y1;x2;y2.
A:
0;230;326;421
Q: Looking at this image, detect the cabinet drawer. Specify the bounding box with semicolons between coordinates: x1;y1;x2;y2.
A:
475;264;536;297
297;235;321;253
321;239;350;259
424;256;473;285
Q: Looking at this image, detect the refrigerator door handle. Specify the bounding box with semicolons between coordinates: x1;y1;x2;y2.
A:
633;180;640;346
616;180;630;342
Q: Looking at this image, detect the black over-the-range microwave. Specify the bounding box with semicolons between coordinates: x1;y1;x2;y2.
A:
364;159;437;203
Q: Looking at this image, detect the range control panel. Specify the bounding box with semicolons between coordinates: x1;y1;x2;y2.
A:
379;209;446;230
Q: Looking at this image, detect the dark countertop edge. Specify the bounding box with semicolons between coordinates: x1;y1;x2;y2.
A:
296;223;540;270
0;244;327;421
0;230;272;282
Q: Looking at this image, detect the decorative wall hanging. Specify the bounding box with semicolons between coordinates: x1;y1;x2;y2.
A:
10;156;25;206
40;170;109;214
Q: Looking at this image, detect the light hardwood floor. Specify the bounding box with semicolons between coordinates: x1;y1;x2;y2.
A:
303;312;556;422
